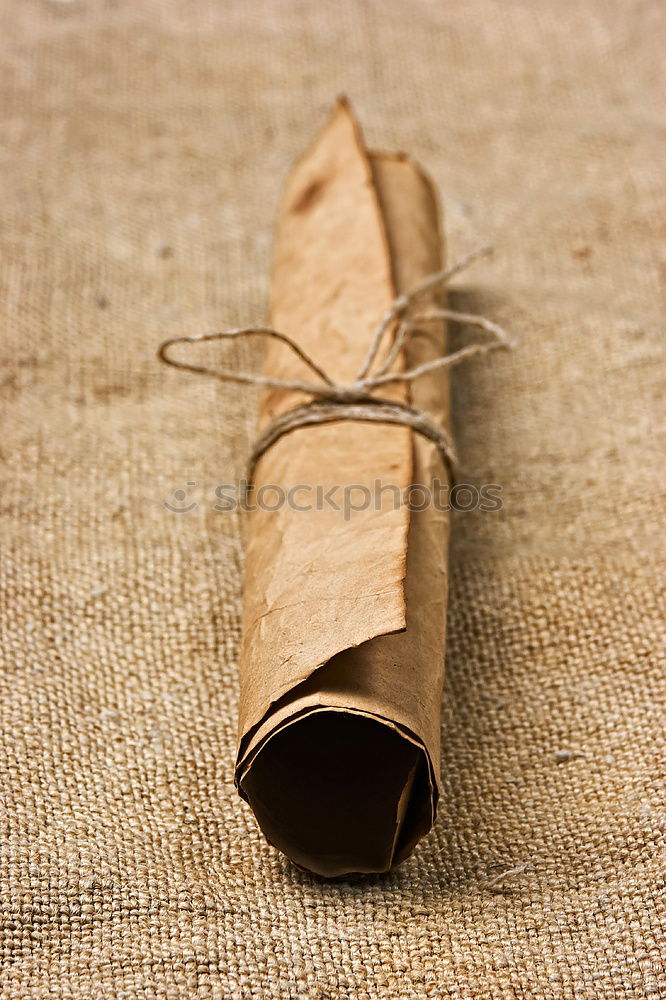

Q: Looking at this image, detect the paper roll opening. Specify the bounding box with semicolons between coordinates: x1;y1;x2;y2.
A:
240;709;433;877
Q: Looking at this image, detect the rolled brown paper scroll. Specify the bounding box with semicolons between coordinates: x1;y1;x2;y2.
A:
235;99;450;876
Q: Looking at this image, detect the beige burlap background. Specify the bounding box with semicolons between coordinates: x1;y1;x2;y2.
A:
1;1;664;997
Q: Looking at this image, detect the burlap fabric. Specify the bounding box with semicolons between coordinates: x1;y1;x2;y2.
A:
2;2;664;997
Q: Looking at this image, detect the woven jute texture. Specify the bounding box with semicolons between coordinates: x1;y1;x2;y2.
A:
1;2;664;997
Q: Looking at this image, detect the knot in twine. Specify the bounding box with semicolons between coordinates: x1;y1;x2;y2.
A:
158;247;513;484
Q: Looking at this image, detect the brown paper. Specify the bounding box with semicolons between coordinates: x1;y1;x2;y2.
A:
235;99;450;877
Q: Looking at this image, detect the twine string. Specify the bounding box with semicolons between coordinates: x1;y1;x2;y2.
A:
356;245;494;380
158;246;513;483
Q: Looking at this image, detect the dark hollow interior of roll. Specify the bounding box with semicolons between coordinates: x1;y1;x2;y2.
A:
240;710;431;877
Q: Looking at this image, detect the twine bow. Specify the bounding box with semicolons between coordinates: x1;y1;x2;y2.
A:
158;247;512;483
